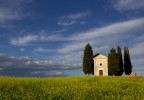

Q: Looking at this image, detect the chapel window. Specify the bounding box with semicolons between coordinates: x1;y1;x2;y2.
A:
100;63;102;66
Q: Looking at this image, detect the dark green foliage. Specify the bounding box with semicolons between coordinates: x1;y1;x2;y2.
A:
117;46;124;75
108;48;115;75
108;46;124;76
83;43;93;75
124;46;132;75
110;48;116;54
108;48;120;76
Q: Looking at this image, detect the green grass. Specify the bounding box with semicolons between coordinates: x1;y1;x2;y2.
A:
0;76;144;100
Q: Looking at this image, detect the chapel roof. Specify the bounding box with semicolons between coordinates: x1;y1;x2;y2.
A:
93;53;107;58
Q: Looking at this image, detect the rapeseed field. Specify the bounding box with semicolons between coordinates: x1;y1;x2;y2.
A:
0;76;144;100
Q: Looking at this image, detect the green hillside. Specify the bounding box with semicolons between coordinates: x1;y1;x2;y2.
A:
0;76;144;100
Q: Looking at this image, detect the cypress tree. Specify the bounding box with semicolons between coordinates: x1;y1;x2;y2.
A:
108;48;119;75
117;46;124;75
108;48;114;75
82;43;93;76
124;46;132;75
108;47;122;76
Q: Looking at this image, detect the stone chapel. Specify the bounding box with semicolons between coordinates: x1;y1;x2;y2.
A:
93;54;108;76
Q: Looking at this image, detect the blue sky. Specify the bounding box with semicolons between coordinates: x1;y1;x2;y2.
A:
0;0;144;77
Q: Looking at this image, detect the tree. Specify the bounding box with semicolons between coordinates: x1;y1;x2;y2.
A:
108;47;122;76
117;46;124;75
83;43;93;76
108;48;117;75
124;46;132;75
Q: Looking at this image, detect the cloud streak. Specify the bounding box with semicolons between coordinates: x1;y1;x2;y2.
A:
58;11;91;26
34;47;56;53
10;17;144;53
113;0;144;11
0;9;21;23
72;17;144;41
10;32;72;46
0;53;81;70
60;11;91;20
58;17;144;53
0;0;33;28
10;35;38;46
0;53;81;77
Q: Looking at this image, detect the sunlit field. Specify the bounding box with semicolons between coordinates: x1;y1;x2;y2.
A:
0;76;144;100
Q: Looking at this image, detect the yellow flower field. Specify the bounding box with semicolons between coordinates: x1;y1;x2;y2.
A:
0;76;144;100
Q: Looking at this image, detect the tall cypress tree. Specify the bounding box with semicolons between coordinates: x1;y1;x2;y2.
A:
108;48;115;75
83;43;93;76
117;46;124;75
108;47;123;76
124;46;132;75
108;48;120;76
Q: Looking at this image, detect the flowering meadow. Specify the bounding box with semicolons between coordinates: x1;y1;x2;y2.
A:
0;76;144;100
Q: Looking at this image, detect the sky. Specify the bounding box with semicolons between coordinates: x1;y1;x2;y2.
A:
0;0;144;77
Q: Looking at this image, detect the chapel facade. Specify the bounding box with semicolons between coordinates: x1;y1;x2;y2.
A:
93;54;108;76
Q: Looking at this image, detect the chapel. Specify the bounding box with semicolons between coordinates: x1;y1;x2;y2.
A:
93;54;108;76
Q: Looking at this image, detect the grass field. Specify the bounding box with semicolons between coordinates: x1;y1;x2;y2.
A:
0;76;144;100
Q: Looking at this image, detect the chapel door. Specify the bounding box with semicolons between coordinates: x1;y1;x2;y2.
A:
99;70;103;76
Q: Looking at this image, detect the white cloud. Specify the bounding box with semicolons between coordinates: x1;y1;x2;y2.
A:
34;47;55;53
58;11;91;26
56;52;83;62
0;0;33;28
10;35;38;46
130;42;144;57
72;17;144;41
60;11;91;20
52;28;69;33
10;32;72;46
0;9;22;23
10;17;144;45
0;68;3;70
20;48;25;52
0;53;81;71
58;41;89;53
35;47;48;52
58;17;144;53
93;45;110;53
113;0;144;11
0;53;68;77
58;20;77;26
10;17;144;54
32;60;54;66
39;34;71;41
